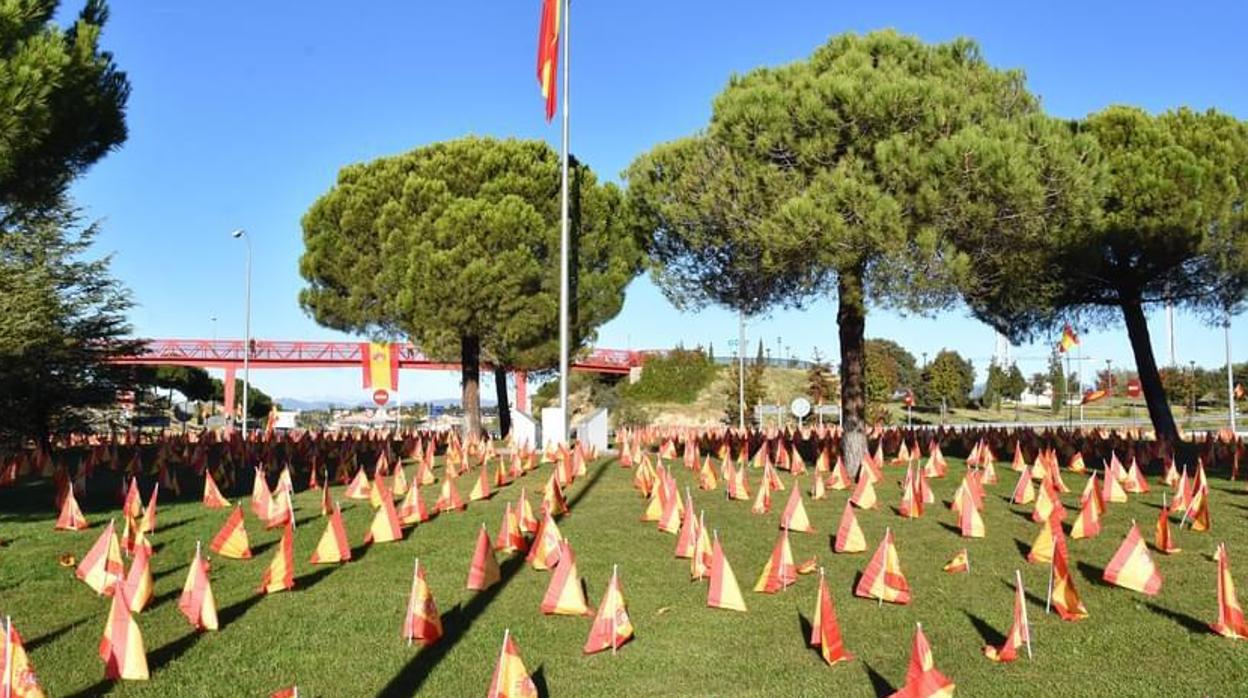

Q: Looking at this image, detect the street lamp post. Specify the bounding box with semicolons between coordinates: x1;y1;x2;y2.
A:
231;229;252;441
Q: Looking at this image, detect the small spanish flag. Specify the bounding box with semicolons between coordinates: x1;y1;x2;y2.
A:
1058;324;1079;353
536;0;561;122
943;549;970;574
1081;389;1109;405
361;342;399;391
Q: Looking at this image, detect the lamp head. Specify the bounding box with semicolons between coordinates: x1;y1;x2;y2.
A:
231;229;245;239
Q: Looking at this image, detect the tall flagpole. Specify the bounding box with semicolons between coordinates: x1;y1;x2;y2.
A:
557;0;571;444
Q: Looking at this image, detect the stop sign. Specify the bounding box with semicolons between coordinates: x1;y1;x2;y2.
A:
1126;379;1141;398
372;389;390;406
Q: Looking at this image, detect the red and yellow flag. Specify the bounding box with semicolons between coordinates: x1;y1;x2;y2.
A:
584;566;634;654
76;519;124;595
178;544;218;631
707;534;747;612
1210;543;1248;638
210;506;252;559
55;487;89;531
403;559;442;647
122;538;154;613
754;530;797;594
809;569;852;665
2;619;45;698
259;523;295;594
1049;535;1088;621
99;579;149;680
310;503;351;564
1058;324;1079;353
834;500;867;553
360;342;399;391
467;525;502;591
855;528;910;605
943;549;970;574
1102;523;1162;595
541;541;590;616
202;471;229;509
536;0;561;121
983;572;1030;662
487;630;538;698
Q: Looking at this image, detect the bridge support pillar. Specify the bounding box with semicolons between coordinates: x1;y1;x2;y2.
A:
515;370;528;414
223;366;237;418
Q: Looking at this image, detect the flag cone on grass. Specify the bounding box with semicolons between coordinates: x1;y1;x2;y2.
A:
55;487;89;531
690;512;713;581
76;519;124;595
123;478;141;518
585;565;634;654
467;524;502;591
210;506;252;559
849;467;878;509
495;503;527;554
99;578;148;680
943;549;970;574
259;523;295;594
1010;469;1035;505
403;559;442;646
344;469;370;500
1155;496;1180;554
810;568;852;665
517;488;539;535
780;483;814;533
398;479;431;525
122;538;153;613
895;622;956;697
1209;542;1248;638
983;570;1031;663
1070;490;1102;540
310;502;351;564
855;528;911;605
958;496;985;538
178;543;218;631
541;540;591;616
436;474;467;513
707;532;747;612
1048;535;1087;621
754;530;798;593
364;493;404;545
2;617;45;697
486;629;537;698
1103;522;1162;595
139;485;159;534
250;469;274;520
202;471;229;508
470;466;494;502
1027;511;1061;565
527;512;564;571
834;500;866;554
674;490;698;558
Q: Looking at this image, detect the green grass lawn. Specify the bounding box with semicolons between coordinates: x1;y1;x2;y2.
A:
2;455;1246;696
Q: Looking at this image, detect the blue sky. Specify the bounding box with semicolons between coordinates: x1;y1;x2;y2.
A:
68;1;1248;403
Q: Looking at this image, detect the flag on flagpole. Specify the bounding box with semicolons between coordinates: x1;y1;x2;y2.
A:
1058;324;1079;353
360;342;399;391
536;0;561;121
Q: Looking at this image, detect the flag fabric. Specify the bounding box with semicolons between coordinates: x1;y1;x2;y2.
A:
1102;523;1162;595
541;541;591;616
202;472;229;508
259;523;295;594
486;631;538;698
209;506;252;559
1155;504;1180;554
1049;535;1088;621
809;570;852;665
1210;543;1248;638
55;487;89;531
403;559;443;646
779;484;814;533
584;566;634;654
834;500;867;553
526;512;564;571
344;469;371;500
855;529;911;605
983;573;1030;663
905;623;934;685
178;545;219;631
361;342;399;391
122;539;154;613
943;549;970;574
888;668;956;698
754;530;798;594
310;503;351;564
1081;389;1109;405
536;0;561;121
467;525;502;591
123;478;141;518
1;618;45;698
98;579;149;680
76;519;124;595
707;535;747;612
364;494;404;545
1058;324;1079;353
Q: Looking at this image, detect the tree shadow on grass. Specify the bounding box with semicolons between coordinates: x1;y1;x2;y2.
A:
376;461;610;697
27;617;88;651
862;661;896;697
1142;601;1208;634
964;610;1005;647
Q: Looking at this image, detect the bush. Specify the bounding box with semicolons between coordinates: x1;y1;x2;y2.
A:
619;348;717;404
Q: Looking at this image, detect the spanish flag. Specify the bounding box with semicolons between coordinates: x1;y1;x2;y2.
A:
1058;324;1079;353
487;630;538;698
536;0;561;121
2;618;45;698
1081;388;1109;405
360;342;398;391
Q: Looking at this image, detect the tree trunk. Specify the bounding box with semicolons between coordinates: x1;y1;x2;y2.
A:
1121;298;1182;450
494;364;512;439
838;267;868;477
460;334;482;444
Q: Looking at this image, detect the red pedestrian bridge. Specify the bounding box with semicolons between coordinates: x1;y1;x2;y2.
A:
112;339;646;414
